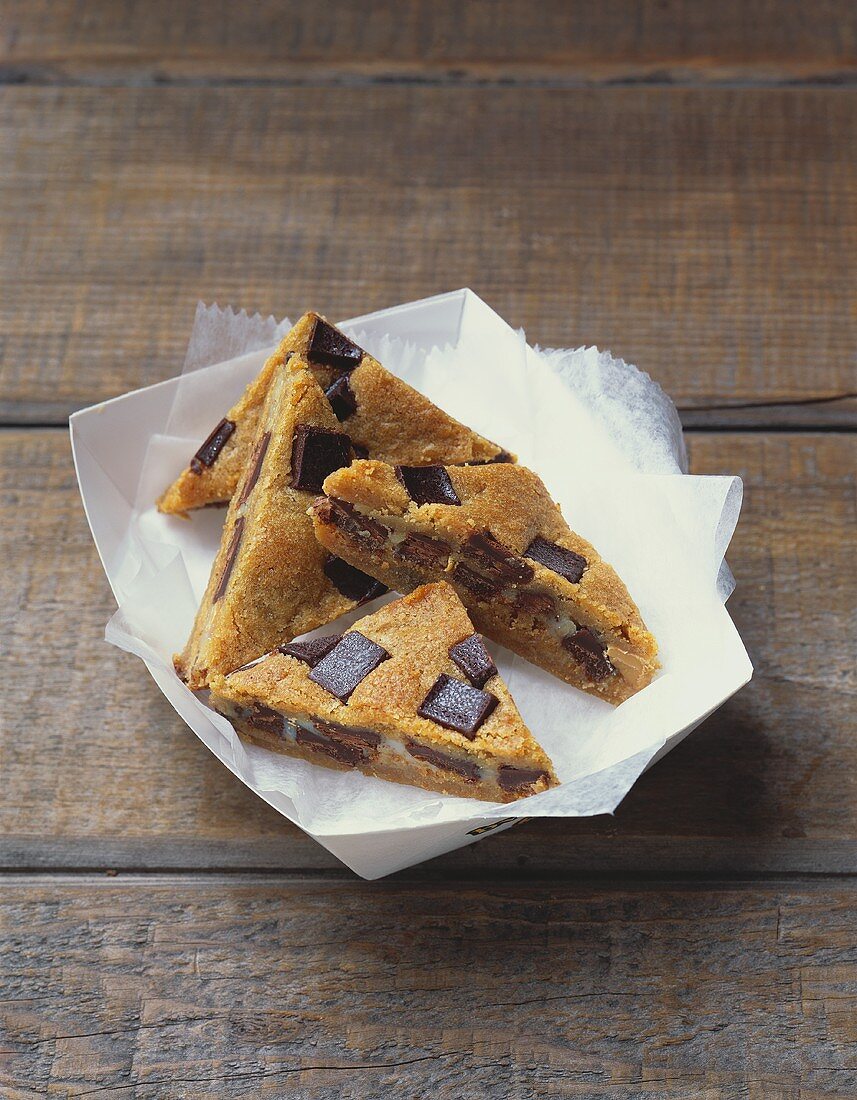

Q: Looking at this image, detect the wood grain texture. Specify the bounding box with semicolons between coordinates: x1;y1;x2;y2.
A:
2;0;857;85
2;429;854;874
3;3;855;1082
1;875;855;1097
1;86;855;426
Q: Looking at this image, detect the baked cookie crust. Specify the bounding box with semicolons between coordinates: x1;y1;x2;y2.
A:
310;460;659;705
175;358;384;689
210;582;558;803
158;312;510;515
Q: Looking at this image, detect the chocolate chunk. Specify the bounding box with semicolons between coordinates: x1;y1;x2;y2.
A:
307;318;364;372
290;425;352;493
463;450;514;466
213;515;244;602
325;375;358;421
190;417;235;474
463;530;534;584
324;556;388;604
511;589;557;620
351;441;369;460
312;497;339;529
244;703;286;737
449;633;497;688
396;465;460;506
323;497;389;548
563;627;615;681
296;725;365;767
280;634;343;667
394;532;451;569
236;430;271;506
452;561;502;601
309;631;389;702
417;673;498;739
497;764;549;793
524;537;587;584
405;740;480;782
313;717;382;749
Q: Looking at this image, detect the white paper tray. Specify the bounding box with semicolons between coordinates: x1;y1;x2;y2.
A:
71;290;752;878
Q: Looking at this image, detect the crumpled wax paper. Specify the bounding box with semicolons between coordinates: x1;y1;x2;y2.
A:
74;290;752;838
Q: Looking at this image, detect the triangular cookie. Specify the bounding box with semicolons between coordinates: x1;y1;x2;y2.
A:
209;582;557;803
175;357;386;689
310;461;659;705
158;312;510;515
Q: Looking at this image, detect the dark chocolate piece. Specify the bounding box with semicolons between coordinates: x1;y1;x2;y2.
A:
562;627;615;681
244;703;286;737
213;515;245;602
351;441;369;460
307;318;364;372
190;417;235;474
324;556;388;604
396;465;460;506
405;740;480;782
236;430;271;506
296;725;365;767
497;764;549;792
279;634;343;667
449;633;497;689
462;530;534;585
290;425;352;493
452;561;502;601
312;717;382;748
463;450;514;466
323;497;389;548
524;537;587;584
325;375;358;421
309;631;389;702
394;532;451;570
511;589;557;620
417;673;498;739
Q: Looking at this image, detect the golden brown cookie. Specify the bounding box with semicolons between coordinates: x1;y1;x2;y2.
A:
310;460;659;705
209;582;557;803
158;312;510;515
175;358;385;689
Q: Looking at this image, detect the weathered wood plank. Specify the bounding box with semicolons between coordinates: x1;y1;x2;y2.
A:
1;429;854;874
1;875;855;1096
3;0;857;85
1;87;855;426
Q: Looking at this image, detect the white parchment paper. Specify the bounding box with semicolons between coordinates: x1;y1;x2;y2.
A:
73;290;752;846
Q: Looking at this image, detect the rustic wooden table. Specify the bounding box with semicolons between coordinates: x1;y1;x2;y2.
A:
2;3;856;1095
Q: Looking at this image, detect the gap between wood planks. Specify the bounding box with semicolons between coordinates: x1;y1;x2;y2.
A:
2;871;857;888
4;66;857;89
5;0;857;89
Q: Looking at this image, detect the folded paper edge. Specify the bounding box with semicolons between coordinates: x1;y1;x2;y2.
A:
76;293;755;872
